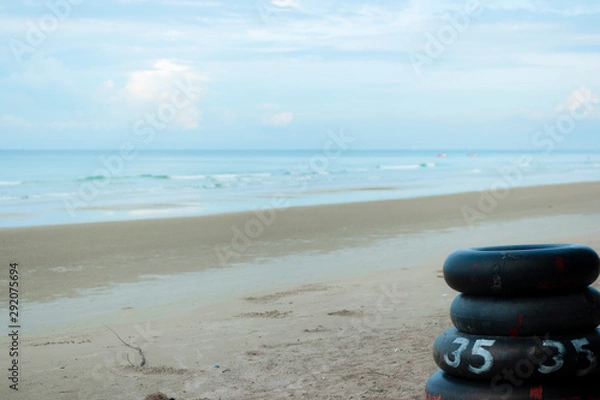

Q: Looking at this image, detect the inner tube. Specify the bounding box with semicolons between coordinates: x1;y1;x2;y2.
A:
443;244;600;296
433;327;600;381
425;370;600;400
450;287;600;336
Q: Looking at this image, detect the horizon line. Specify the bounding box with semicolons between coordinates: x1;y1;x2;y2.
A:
1;148;600;152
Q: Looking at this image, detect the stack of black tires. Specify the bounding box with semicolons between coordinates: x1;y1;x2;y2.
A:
425;244;600;400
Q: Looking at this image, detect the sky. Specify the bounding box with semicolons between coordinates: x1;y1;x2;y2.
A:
1;0;600;150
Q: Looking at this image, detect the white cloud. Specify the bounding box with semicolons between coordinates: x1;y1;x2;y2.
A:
263;111;294;126
555;86;599;114
98;59;208;130
269;0;300;9
123;59;195;101
521;86;600;121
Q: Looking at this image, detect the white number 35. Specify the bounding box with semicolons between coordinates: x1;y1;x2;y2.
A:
443;338;496;374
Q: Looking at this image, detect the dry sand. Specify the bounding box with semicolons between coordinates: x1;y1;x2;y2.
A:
1;182;600;399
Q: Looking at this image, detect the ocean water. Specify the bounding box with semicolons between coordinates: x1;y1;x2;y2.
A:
1;149;599;228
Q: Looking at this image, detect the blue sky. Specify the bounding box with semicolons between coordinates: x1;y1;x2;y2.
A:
1;0;599;150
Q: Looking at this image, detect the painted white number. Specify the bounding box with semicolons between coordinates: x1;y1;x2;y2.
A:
444;337;469;368
571;338;597;376
468;339;496;374
443;336;598;376
538;340;565;374
443;338;496;374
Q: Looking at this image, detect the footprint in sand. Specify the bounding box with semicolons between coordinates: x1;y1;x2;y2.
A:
237;310;292;318
327;309;361;317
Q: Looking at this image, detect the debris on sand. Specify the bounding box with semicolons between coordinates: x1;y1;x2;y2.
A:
144;392;175;400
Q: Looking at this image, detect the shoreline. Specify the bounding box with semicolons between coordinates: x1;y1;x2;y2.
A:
3;181;600;307
2;178;600;230
3;180;600;232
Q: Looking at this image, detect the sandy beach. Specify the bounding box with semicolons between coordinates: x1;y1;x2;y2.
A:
2;181;600;399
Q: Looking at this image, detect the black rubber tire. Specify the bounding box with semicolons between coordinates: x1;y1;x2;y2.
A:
433;327;600;381
443;244;600;296
450;287;600;336
424;370;600;400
